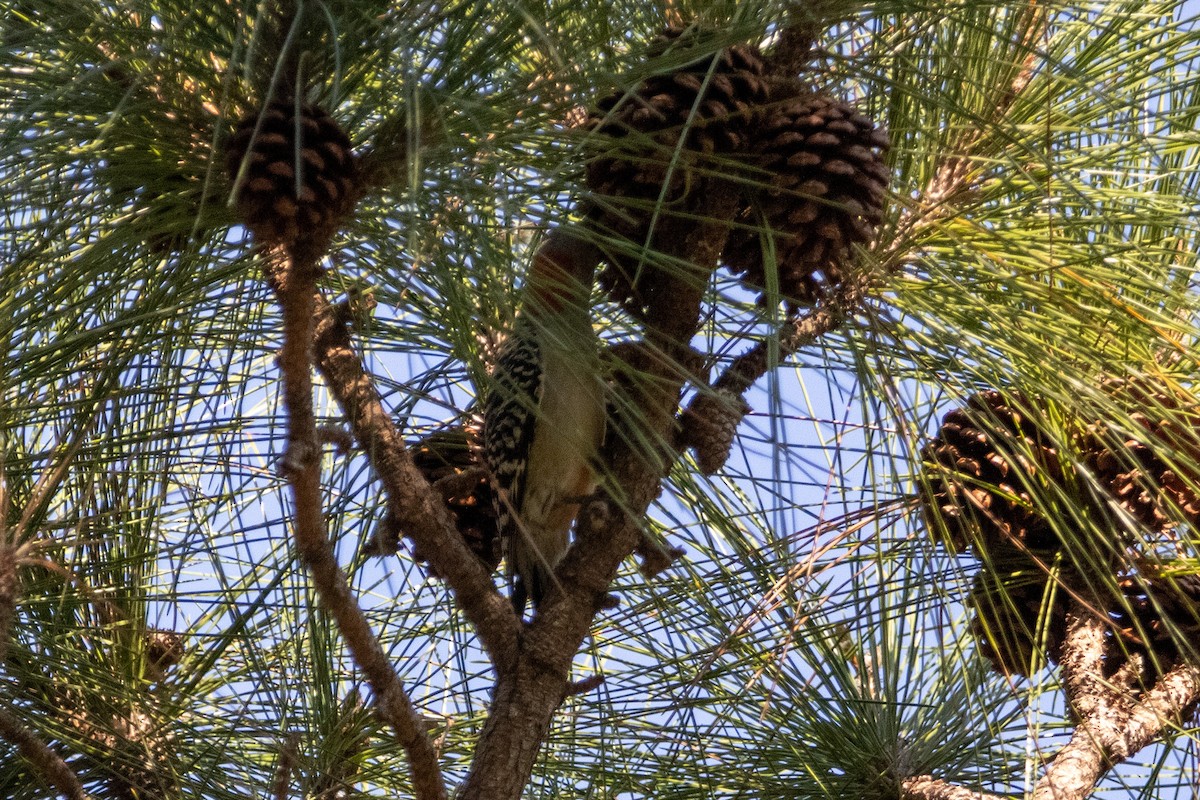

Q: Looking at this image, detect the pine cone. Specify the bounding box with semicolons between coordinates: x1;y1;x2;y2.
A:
724;92;890;308
920;391;1066;555
144;629;185;683
585;27;769;313
1109;569;1200;679
680;389;750;474
225;101;357;246
144;629;185;673
1079;379;1200;536
970;560;1067;677
368;426;502;574
925;382;1200;557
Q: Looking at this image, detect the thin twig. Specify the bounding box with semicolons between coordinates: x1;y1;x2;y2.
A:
0;706;90;800
718;271;871;398
271;733;300;800
0;546;17;668
563;674;605;698
269;244;447;800
676;269;872;464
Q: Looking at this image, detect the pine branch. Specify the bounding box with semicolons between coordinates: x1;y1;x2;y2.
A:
1031;605;1200;800
309;284;522;672
456;188;741;800
1058;603;1123;723
271;733;299;800
0;546;16;667
900;776;1005;800
710;269;871;400
269;245;447;800
0;706;90;800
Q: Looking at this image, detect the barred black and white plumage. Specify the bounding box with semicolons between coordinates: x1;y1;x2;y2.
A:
483;321;543;608
480;229;605;615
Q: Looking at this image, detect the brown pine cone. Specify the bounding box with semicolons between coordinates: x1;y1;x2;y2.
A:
923;380;1200;580
366;426;501;574
1108;568;1200;679
1079;379;1200;536
585;27;769;314
970;559;1067;677
680;388;751;474
920;390;1066;555
723;92;890;308
144;629;185;682
225;101;357;246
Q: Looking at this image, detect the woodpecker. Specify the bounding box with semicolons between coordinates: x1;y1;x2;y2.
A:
482;228;605;614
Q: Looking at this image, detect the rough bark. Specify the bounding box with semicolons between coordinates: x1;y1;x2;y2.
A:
310;289;522;672
453;189;740;799
271;246;447;800
0;706;90;800
1023;603;1200;800
901;776;1004;800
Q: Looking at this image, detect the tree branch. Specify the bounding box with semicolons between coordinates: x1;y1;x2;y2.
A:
0;546;16;667
1119;666;1200;757
1031;662;1200;800
309;287;521;672
456;188;741;800
900;776;1006;800
269;245;447;800
1031;604;1200;800
0;706;90;800
271;733;299;800
899;600;1200;800
1058;602;1124;722
0;518;88;800
724;271;871;397
677;269;871;471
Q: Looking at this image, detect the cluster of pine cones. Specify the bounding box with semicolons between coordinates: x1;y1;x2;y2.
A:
919;381;1200;677
222;28;891;310
219;27;892;566
221;27;891;311
583;26;890;315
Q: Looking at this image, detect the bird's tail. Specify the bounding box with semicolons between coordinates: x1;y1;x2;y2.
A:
508;528;565;614
510;566;552;615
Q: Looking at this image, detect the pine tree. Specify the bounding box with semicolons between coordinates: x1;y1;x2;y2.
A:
2;2;1200;799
